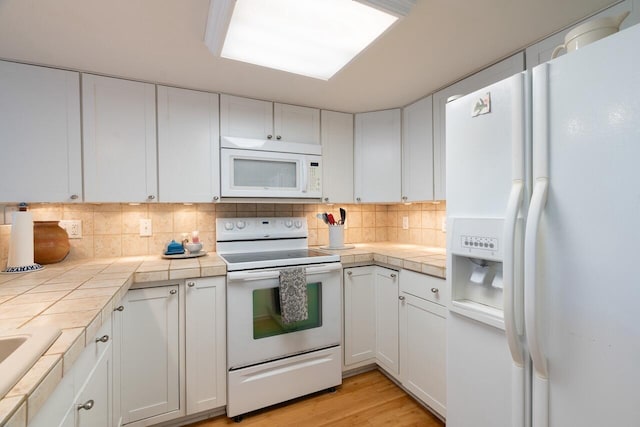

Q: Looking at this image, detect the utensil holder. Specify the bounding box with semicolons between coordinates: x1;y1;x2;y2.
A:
328;224;345;249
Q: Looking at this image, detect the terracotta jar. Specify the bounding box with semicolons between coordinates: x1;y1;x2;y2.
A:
33;221;70;264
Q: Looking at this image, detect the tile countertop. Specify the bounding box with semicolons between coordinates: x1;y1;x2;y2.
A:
0;244;446;426
315;243;446;279
0;253;227;427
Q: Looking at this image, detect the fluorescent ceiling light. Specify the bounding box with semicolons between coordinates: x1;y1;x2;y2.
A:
205;0;407;80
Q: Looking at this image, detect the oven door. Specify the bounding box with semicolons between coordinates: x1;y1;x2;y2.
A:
220;148;322;198
226;263;341;370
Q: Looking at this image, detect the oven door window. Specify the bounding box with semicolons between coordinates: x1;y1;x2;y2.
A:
253;282;322;339
233;158;298;189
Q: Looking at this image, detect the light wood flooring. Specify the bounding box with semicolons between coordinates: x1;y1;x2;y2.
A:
189;369;445;426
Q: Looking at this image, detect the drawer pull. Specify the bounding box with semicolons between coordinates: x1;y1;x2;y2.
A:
390;273;397;278
398;295;405;301
114;305;124;312
77;400;94;411
187;282;195;287
431;288;439;294
95;335;109;343
170;289;177;295
347;271;352;276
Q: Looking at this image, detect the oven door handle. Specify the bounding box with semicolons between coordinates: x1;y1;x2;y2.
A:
227;263;342;282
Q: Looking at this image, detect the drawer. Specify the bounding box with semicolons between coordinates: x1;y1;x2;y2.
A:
399;269;448;306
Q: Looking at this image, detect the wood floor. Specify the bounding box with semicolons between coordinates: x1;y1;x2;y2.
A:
188;370;445;427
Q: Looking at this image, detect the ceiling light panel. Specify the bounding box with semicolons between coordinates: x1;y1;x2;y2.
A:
219;0;398;80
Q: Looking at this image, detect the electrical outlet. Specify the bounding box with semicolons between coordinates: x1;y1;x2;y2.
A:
59;220;82;239
140;219;152;237
441;217;447;232
402;216;409;230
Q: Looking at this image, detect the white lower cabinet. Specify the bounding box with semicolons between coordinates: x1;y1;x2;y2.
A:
120;285;181;425
185;277;226;414
343;266;376;366
343;265;399;377
399;269;447;418
374;267;399;377
120;278;226;426
30;315;114;427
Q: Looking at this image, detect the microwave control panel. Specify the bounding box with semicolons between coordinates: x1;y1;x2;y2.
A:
308;161;321;192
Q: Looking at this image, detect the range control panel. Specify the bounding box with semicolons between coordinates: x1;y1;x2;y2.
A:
461;235;498;251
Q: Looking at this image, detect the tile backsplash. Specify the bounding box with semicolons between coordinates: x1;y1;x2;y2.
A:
0;202;446;269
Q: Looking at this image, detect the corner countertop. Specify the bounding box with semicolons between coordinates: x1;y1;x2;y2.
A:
314;243;446;279
0;244;446;426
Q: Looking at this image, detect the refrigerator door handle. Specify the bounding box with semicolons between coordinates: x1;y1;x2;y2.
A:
503;180;525;427
503;180;524;367
524;178;549;378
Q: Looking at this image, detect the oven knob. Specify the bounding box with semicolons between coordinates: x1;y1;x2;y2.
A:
224;222;234;231
284;220;293;228
294;220;302;228
236;221;246;229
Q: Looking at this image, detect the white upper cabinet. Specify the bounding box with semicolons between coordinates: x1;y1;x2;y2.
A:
432;52;524;200
0;61;82;203
274;102;320;144
526;0;639;69
321;110;354;204
220;94;273;140
220;94;320;144
82;74;157;203
402;95;434;202
354;109;402;203
158;86;220;203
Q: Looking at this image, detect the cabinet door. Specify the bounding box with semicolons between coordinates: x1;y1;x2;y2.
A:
399;293;447;417
220;94;273;140
354;109;401;203
0;61;82;203
121;285;180;424
158;86;220;202
185;277;226;414
432;52;524;200
76;340;112;427
525;0;639;69
273;103;320;144
320;110;354;204
82;74;157;202
402;96;434;202
343;266;376;366
374;267;399;377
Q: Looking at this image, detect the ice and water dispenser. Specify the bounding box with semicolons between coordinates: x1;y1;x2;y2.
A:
449;217;508;329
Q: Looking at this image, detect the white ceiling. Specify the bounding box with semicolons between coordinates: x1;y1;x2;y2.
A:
0;0;618;113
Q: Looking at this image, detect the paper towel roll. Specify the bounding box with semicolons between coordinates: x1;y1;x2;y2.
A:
7;211;35;268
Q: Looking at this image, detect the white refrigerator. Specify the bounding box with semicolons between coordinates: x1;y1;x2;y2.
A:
445;23;640;427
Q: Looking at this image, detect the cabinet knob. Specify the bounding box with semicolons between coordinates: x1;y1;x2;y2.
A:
170;289;177;295
147;195;155;200
356;197;361;202
70;194;79;200
276;135;282;140
402;196;408;201
77;400;94;411
390;273;397;278
187;282;195;287
398;295;405;301
114;305;124;312
324;197;329;202
431;288;439;294
213;196;219;201
267;134;273;139
95;335;109;343
347;271;352;276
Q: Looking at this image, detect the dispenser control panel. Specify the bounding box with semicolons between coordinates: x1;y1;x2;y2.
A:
461;235;498;251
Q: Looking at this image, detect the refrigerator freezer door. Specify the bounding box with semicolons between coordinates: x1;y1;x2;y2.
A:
528;24;640;427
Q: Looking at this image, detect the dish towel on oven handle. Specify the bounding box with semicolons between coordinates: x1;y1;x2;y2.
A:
279;267;309;324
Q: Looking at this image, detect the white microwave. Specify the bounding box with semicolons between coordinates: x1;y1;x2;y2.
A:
220;137;322;199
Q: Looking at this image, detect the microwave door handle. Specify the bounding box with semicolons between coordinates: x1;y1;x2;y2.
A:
301;159;308;193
